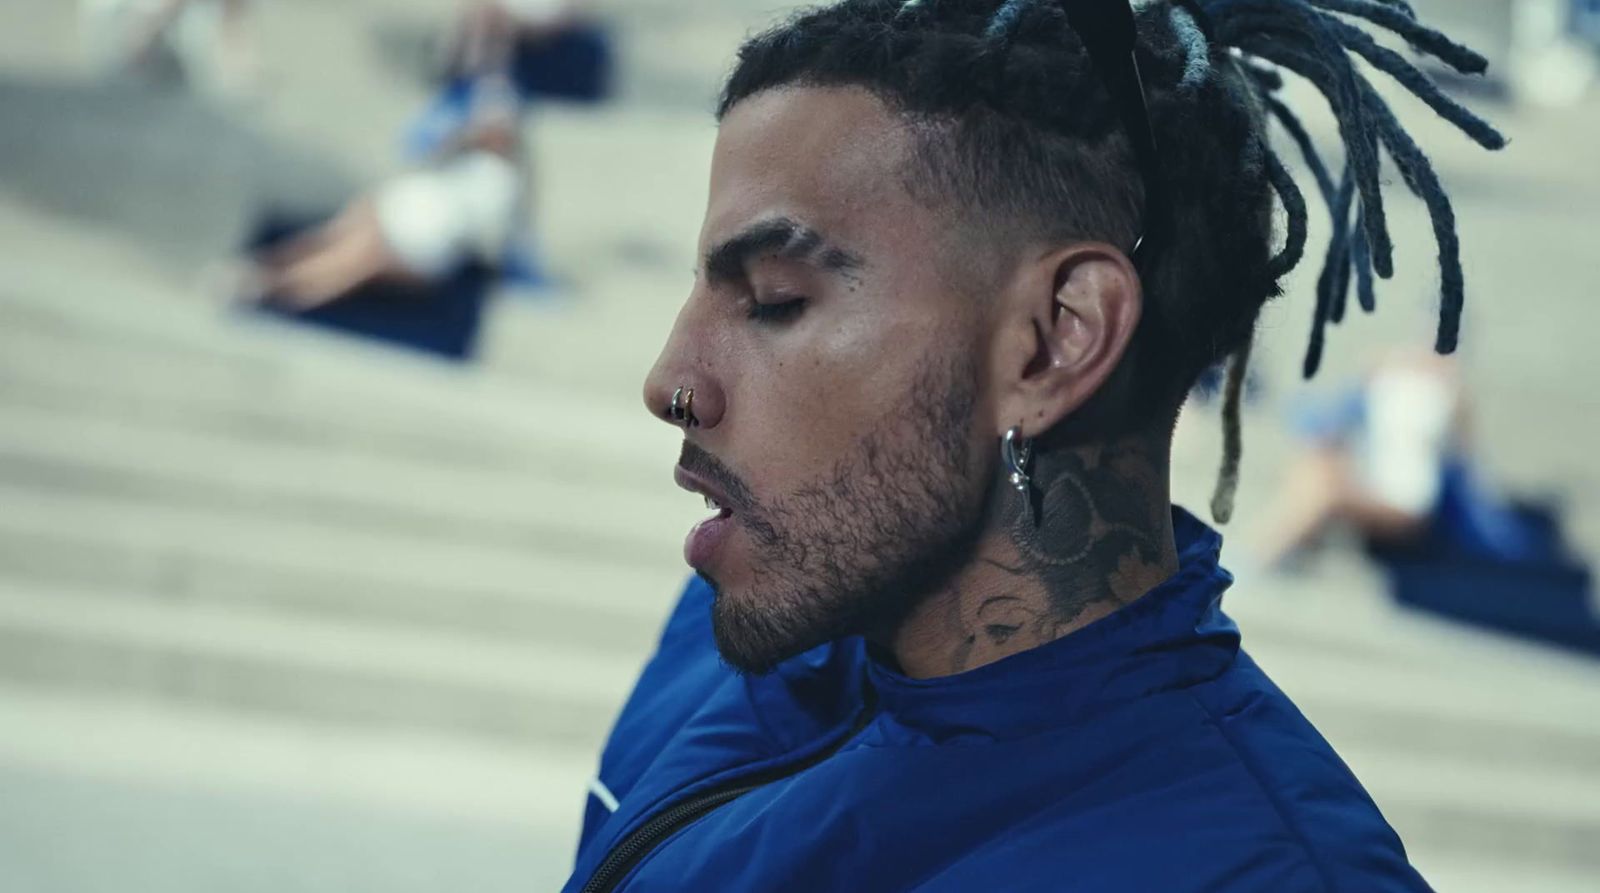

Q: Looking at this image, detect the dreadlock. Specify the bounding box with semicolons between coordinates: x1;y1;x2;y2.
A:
718;0;1503;522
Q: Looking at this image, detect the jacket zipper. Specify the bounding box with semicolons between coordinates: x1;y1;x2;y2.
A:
579;690;877;893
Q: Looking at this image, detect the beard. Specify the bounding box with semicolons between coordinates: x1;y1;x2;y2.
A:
683;352;989;675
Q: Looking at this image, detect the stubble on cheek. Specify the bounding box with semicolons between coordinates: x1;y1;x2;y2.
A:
706;346;985;674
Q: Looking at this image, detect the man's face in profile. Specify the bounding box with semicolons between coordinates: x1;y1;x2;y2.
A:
644;86;1004;674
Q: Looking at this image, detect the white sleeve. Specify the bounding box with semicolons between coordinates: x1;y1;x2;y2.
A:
500;0;569;25
1357;368;1456;515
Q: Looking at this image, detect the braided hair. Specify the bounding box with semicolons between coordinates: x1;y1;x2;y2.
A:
717;0;1504;522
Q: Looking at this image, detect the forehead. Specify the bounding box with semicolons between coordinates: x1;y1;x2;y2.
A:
706;86;923;248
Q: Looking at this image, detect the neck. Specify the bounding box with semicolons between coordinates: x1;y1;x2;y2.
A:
889;436;1179;679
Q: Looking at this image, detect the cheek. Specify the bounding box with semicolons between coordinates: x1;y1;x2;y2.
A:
734;312;935;482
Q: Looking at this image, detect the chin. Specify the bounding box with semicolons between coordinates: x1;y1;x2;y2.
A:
704;571;827;676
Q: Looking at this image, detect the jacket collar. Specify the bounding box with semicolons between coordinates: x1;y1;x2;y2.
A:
860;507;1240;742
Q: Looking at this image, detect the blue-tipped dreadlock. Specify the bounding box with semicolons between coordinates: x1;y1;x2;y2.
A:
1304;172;1354;377
1357;77;1474;353
1326;185;1356;326
1157;0;1500;508
1213;0;1398;281
720;0;1503;520
1308;0;1474;70
984;0;1030;40
1265;96;1335;199
1167;4;1214;90
1205;0;1505;369
1262;149;1307;279
1351;208;1376;314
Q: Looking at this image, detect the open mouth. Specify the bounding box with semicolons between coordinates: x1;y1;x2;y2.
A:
702;493;734;522
676;465;738;568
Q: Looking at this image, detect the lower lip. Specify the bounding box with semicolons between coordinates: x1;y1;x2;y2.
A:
685;509;734;568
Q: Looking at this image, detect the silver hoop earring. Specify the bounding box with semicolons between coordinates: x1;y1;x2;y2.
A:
1001;426;1032;492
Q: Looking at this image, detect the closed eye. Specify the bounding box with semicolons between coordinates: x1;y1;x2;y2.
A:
747;295;807;324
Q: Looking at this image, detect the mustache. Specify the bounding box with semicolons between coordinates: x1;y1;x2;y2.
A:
677;441;759;515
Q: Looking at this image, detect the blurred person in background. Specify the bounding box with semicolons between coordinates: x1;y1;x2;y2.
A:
566;1;1506;891
232;0;611;358
1259;351;1469;567
80;0;257;95
241;81;526;313
1260;349;1585;569
405;0;609;159
1260;351;1596;651
441;0;589;80
1508;0;1599;105
232;79;524;359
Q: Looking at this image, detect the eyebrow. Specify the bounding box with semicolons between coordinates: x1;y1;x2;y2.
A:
701;217;865;286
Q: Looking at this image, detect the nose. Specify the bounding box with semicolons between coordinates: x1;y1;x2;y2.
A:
642;311;725;431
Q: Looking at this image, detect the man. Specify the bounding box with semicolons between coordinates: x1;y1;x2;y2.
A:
566;1;1504;890
1260;352;1468;568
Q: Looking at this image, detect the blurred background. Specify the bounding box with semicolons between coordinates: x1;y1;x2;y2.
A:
0;0;1596;891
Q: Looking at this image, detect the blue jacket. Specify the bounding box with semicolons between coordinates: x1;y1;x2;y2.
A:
564;510;1431;892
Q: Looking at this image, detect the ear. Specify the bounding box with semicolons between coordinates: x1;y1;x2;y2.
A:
991;243;1143;438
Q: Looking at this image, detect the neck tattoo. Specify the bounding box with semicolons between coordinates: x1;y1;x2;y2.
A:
900;439;1179;677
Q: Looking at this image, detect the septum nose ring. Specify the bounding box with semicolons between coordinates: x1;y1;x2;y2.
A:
669;386;698;426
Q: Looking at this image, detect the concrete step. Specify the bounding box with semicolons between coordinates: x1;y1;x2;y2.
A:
0;459;678;588
0;575;640;749
0;482;687;621
0;220;673;417
1347;735;1600;876
0;359;598;480
1248;639;1600;762
0;399;698;569
0;683;586;893
0;247;677;454
1382;797;1600;883
1346;743;1600;835
1407;851;1600;893
1232;579;1600;719
0;302;675;480
0;680;593;833
0;522;670;657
